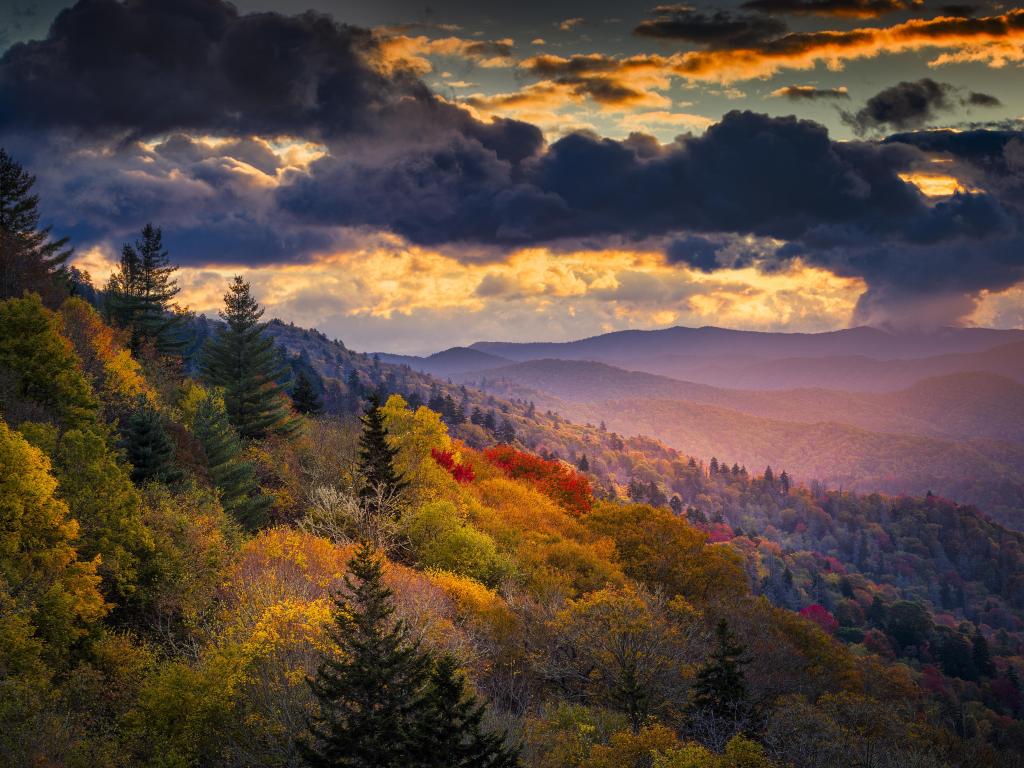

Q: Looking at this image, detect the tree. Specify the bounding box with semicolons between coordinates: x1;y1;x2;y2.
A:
302;542;432;768
201;276;298;439
122;401;182;485
973;628;995;678
0;419;106;657
0;148;71;303
292;369;323;415
357;393;408;512
191;391;273;530
689;620;750;747
416;654;520;768
105;224;185;355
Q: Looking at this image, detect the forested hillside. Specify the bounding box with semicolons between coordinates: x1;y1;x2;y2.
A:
5;147;1024;767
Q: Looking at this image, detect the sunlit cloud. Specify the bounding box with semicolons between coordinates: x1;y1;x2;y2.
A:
70;239;866;353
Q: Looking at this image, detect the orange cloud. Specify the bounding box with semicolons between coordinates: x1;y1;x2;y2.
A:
374;34;515;74
514;10;1024;92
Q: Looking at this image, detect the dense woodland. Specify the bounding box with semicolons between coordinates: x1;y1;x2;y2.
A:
5;146;1024;767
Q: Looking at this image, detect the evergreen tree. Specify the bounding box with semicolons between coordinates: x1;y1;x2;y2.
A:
779;470;791;495
0;148;71;303
576;454;589;472
416;655;520;768
105;224;185;355
973;628;995;677
302;542;432;768
292;369;323;415
358;393;408;510
192;393;273;530
122;401;182;485
201;276;298;439
497;417;516;444
690;619;750;725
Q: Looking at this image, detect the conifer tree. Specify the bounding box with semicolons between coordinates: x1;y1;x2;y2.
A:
973;628;995;677
416;655;520;768
201;276;298;439
302;542;432;768
105;224;185;355
358;393;408;509
122;402;182;485
0;148;72;303
192;392;273;530
690;619;751;726
292;369;323;415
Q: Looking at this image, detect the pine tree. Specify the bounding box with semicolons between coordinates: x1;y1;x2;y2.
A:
0;148;72;303
192;393;273;530
201;276;299;439
358;393;408;510
415;655;520;768
292;369;323;415
302;542;432;768
690;619;750;725
105;224;185;355
973;628;995;677
122;401;182;485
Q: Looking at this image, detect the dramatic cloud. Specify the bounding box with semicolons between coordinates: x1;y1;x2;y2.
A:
841;78;1001;134
634;8;788;48
741;0;922;18
0;0;414;139
771;85;850;100
3;0;1023;332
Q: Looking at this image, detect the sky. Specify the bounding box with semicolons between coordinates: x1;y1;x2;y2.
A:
1;0;1023;353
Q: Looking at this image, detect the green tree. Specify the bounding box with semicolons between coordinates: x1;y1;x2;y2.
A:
0;148;71;303
416;654;520;768
0;294;98;431
0;419;106;658
358;393;408;510
973;628;995;678
105;223;185;355
689;619;750;744
292;368;323;415
122;401;182;485
201;276;298;439
302;542;432;768
191;391;272;530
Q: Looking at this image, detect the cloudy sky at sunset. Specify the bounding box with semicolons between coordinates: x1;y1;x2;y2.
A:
2;0;1023;352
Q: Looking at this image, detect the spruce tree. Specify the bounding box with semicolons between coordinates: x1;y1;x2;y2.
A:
201;276;299;439
292;369;323;415
358;393;408;509
105;224;185;355
122;401;182;485
302;542;432;768
192;393;273;530
0;148;72;303
973;628;995;677
415;655;520;768
690;619;750;725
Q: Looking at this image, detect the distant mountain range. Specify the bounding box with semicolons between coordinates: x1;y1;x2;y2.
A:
457;326;1024;391
454;360;1024;443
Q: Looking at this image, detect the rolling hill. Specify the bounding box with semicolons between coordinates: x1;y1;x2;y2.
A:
467;326;1024;391
458;359;1024;443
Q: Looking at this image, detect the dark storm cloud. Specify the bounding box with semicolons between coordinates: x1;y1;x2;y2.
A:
771;85;850;100
634;8;788;48
741;0;920;18
2;1;1022;327
0;0;419;139
938;4;979;16
841;78;1001;135
666;235;721;272
278;110;966;247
